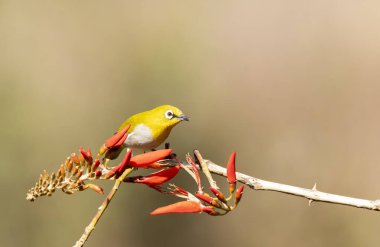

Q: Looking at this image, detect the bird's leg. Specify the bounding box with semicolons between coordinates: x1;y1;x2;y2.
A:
102;147;125;169
105;147;124;160
164;142;176;159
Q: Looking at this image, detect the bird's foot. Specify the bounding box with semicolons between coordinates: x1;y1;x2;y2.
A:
164;142;176;159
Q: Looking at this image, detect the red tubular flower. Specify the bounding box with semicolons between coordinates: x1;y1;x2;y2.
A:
91;159;100;171
104;125;130;149
226;151;237;184
87;147;92;156
195;193;220;207
150;201;207;215
210;187;227;203
235;185;245;205
195;193;213;204
129;149;172;168
79;153;85;164
134;166;180;186
95;170;102;178
116;149;133;174
203;208;218;216
114;133;128;147
227;151;237;194
80;147;92;162
106;149;133;179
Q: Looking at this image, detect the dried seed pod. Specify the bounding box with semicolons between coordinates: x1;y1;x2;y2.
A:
65;157;73;173
52;179;59;187
63;189;74;195
72;166;79;176
43;170;48;180
50;172;56;182
38;174;43;186
76;170;83;180
42;179;48;188
59;164;65;178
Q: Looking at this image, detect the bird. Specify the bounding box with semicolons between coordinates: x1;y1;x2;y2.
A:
105;105;189;160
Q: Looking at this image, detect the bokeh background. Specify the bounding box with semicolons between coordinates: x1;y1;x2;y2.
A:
2;1;380;246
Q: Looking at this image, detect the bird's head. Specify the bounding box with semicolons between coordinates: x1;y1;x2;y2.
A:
150;105;189;128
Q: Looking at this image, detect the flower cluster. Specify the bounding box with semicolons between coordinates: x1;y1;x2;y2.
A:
26;126;174;201
26;126;245;216
149;152;244;216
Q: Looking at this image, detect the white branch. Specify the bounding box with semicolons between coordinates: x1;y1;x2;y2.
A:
203;160;380;211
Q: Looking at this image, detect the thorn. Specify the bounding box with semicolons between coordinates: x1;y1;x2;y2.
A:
309;183;317;207
312;183;317;191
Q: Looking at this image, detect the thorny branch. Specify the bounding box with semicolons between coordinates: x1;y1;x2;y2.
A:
162;160;380;211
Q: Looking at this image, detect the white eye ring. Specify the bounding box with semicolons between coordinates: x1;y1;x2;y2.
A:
165;110;174;120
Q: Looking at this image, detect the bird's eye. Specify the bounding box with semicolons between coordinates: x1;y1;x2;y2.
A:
165;110;174;120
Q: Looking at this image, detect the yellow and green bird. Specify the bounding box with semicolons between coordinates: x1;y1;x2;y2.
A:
106;105;189;159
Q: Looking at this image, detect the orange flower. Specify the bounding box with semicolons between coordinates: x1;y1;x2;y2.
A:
150;201;209;215
134;166;180;186
83;183;104;195
129;149;172;168
71;153;80;165
106;149;133;179
104;125;130;149
195;193;220;207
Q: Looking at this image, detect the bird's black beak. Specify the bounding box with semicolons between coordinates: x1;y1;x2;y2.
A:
176;114;190;121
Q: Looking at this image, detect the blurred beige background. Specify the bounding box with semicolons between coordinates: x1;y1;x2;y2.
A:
2;1;380;246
